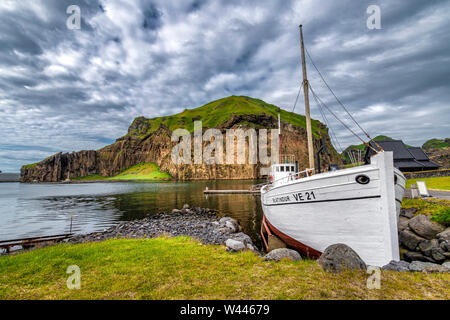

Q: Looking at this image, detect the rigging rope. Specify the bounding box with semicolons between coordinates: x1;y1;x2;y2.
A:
305;47;383;152
310;85;343;153
309;84;379;154
291;85;303;114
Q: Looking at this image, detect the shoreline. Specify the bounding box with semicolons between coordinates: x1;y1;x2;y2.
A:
1;204;260;255
16;178;265;184
70;204;260;252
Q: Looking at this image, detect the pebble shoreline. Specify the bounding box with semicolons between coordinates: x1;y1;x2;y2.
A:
70;204;260;253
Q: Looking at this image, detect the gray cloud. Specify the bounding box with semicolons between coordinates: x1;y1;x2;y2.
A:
0;0;449;171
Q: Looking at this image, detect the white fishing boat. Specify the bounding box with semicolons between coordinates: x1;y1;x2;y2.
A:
260;26;406;267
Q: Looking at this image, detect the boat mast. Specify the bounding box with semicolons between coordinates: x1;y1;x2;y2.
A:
299;25;314;170
278;113;282;163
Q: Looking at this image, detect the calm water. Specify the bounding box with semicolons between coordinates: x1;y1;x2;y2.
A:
0;180;263;245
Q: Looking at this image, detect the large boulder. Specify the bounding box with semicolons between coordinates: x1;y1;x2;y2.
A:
403;251;428;262
430;248;446;263
225;239;246;252
442;262;450;272
218;217;240;233
382;260;410;272
229;232;257;251
409;261;442;273
400;208;417;219
437;228;450;242
398;217;410;232
418;239;440;257
399;229;425;250
317;244;367;273
408;215;445;240
264;248;302;262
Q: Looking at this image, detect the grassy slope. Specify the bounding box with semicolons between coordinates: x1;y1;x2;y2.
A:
422;138;450;150
1;237;448;300
405;176;450;191
72;163;171;181
127;96;326;138
401;198;450;227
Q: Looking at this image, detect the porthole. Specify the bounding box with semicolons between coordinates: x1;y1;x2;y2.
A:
355;174;370;185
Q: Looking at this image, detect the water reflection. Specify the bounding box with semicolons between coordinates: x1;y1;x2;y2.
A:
0;181;263;246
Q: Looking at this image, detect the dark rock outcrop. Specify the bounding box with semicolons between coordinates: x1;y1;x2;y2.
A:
21;112;341;182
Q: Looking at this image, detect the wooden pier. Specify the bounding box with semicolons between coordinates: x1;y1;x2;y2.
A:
0;234;73;253
203;189;260;194
203;183;265;195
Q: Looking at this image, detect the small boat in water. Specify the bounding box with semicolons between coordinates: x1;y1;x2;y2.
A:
260;26;406;267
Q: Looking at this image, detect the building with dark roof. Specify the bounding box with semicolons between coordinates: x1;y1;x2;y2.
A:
364;139;441;172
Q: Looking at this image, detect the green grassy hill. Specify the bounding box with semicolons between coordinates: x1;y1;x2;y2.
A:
422;138;450;150
127;96;326;138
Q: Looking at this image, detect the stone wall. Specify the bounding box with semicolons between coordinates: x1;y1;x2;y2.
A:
398;208;449;264
404;169;450;179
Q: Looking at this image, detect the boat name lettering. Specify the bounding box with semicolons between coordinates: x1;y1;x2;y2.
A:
272;196;290;203
293;191;316;202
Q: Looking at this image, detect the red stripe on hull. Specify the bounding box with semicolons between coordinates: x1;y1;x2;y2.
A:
264;214;322;259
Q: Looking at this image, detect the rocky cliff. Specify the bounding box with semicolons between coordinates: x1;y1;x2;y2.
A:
21;96;342;182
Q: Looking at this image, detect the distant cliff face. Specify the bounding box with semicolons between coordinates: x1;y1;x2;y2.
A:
21;97;342;182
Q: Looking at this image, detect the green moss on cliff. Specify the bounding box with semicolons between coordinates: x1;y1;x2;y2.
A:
113;163;171;180
22;163;39;169
71;162;171;181
127;96;326;138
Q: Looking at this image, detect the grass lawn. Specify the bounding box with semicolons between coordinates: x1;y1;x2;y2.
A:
0;237;449;300
71;163;171;181
405;176;450;190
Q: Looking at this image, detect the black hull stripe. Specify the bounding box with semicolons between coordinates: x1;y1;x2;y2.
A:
263;195;381;206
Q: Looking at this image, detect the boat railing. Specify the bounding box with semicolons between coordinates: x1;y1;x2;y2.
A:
265;168;315;190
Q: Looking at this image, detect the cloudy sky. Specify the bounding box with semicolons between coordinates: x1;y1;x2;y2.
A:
0;0;449;172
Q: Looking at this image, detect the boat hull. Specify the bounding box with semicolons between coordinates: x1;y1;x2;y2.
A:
261;152;405;267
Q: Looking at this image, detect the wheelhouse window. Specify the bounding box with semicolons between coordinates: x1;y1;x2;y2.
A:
280;166;285;172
